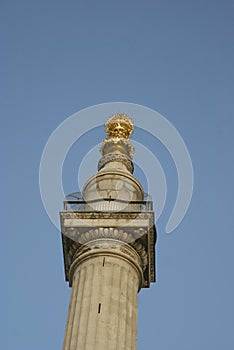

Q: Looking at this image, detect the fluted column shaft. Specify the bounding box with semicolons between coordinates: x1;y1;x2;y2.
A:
63;242;142;350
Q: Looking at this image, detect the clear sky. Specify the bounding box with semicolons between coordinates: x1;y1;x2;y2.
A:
2;0;234;349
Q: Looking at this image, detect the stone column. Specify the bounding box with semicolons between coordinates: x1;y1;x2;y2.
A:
62;239;143;350
60;113;157;350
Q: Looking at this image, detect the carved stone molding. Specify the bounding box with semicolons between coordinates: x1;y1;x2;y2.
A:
61;211;156;288
63;227;150;287
78;227;134;244
61;211;150;220
98;153;134;173
100;138;135;158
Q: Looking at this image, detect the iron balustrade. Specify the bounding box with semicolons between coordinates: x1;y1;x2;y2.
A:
63;192;153;212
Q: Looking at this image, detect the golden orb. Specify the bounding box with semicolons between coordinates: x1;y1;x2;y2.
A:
105;113;134;139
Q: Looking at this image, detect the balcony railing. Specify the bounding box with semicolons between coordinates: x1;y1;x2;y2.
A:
63;192;153;212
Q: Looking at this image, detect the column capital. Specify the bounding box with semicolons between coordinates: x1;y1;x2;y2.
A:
69;238;144;291
60;211;156;288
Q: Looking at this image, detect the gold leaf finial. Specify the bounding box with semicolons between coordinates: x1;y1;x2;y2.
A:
105;113;134;139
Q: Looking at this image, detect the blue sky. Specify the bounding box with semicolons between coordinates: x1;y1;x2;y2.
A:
2;0;234;349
